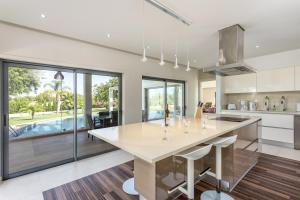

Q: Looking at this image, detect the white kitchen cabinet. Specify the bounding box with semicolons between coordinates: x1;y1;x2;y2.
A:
261;127;294;144
257;67;295;92
222;73;256;93
260;113;294;129
294;66;300;90
220;110;295;145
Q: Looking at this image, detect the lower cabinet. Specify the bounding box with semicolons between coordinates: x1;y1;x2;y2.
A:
261;127;294;144
221;110;295;145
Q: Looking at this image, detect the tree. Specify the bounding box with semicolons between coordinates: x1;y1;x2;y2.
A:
9;96;33;114
93;78;118;110
44;80;70;113
20;101;43;119
60;90;74;110
8;67;40;96
36;90;56;111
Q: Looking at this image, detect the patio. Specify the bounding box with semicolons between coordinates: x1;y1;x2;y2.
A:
9;130;117;174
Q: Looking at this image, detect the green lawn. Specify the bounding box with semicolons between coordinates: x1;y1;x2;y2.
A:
9;108;107;126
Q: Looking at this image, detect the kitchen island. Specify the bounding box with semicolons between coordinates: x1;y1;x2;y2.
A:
89;115;261;200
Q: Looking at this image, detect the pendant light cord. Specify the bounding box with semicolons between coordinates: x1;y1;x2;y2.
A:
142;0;146;49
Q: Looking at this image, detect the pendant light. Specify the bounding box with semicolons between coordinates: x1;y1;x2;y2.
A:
141;0;147;62
185;26;191;72
174;55;179;69
141;47;147;62
159;53;165;66
186;60;191;72
185;46;191;72
174;37;179;69
159;34;165;66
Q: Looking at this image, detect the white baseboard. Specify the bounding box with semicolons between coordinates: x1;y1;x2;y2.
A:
259;139;294;149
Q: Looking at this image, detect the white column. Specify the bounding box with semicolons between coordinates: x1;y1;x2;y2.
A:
216;75;224;114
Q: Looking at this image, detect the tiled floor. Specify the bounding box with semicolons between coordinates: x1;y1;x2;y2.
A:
0;144;299;200
0;150;133;200
258;143;300;161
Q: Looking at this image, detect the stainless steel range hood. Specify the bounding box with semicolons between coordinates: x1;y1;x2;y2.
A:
203;24;256;76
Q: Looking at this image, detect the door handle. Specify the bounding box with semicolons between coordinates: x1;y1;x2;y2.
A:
3;114;6;127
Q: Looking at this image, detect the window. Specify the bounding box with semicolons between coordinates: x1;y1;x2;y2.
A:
142;76;185;122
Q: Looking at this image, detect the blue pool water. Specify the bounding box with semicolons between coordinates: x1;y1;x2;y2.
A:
12;117;86;138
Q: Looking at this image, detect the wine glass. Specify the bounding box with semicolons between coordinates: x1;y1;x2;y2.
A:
202;114;208;129
161;123;168;141
183;117;191;134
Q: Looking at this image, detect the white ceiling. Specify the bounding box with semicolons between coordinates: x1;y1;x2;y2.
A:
0;0;299;68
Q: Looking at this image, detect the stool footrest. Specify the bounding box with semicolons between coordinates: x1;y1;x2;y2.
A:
168;181;186;194
167;167;211;195
199;167;211;177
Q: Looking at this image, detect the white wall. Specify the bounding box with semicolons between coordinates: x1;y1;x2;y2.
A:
0;22;199;124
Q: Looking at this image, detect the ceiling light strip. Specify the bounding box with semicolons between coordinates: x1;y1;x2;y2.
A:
145;0;192;26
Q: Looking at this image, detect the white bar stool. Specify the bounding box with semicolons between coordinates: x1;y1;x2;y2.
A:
122;177;138;195
201;135;237;200
174;144;213;199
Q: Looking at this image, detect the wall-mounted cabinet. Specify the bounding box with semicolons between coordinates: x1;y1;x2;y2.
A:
223;73;256;94
257;67;295;92
294;66;300;90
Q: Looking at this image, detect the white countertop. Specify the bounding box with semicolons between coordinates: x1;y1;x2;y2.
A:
222;109;300;115
88;115;260;164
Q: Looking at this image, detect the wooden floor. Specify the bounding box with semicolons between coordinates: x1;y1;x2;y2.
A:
9;131;116;174
43;153;300;200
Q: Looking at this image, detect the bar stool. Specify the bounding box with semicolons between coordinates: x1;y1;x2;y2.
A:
122;177;138;195
174;144;213;199
201;135;237;200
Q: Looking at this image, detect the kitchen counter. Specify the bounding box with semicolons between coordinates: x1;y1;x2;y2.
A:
222;109;300;115
89;115;260;163
89;115;261;200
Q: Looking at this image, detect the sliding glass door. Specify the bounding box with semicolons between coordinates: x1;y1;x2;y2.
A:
76;71;119;158
143;79;165;121
167;81;184;118
5;64;74;176
142;77;185;122
2;61;122;178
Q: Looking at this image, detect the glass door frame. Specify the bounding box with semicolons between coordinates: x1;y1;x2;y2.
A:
74;68;123;160
1;59;122;179
142;76;186;121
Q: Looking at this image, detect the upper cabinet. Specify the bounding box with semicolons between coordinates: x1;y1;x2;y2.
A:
223;73;256;93
295;66;300;90
257;67;295;92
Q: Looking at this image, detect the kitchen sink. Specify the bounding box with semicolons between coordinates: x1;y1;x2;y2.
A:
212;116;250;122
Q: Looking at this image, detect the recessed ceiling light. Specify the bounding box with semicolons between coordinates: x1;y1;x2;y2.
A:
256;45;260;48
41;13;46;18
106;33;111;38
193;59;197;63
146;45;150;49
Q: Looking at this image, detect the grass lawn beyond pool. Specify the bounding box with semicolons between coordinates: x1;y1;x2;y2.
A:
9;108;107;126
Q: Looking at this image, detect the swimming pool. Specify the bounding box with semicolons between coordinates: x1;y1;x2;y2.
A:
11;116;86;138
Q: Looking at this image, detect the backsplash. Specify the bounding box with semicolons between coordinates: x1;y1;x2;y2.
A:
224;92;300;111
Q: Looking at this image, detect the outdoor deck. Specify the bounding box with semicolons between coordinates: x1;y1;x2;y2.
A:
9;130;117;174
